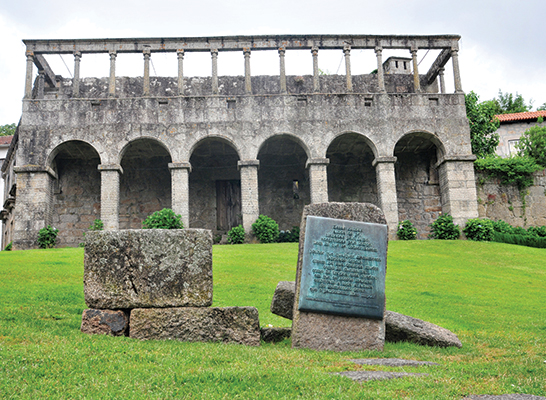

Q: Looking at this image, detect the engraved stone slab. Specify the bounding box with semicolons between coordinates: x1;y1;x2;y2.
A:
298;216;387;319
291;202;388;352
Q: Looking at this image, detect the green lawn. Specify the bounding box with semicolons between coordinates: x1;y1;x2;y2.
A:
0;241;545;399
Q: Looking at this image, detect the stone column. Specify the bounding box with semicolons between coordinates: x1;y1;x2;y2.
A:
238;160;260;234
24;51;34;99
73;51;81;98
244;48;252;94
279;47;287;93
177;50;184;95
108;51;117;97
438;67;445;94
373;157;399;239
12;166;56;250
211;49;219;95
411;47;421;93
451;49;463;93
143;49;151;96
169;162;191;228
312;47;320;93
436;155;479;228
375;47;386;93
37;70;45;99
99;164;123;231
306;158;329;204
343;45;353;92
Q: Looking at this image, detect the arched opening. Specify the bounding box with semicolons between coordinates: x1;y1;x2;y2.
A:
50;140;101;247
119;139;172;229
394;132;442;239
189;137;241;234
257;135;309;230
326;132;378;205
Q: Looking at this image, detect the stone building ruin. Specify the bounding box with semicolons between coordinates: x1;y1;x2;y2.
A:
8;34;479;249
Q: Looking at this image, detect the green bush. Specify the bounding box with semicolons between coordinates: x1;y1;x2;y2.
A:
429;214;460;240
88;219;104;231
397;220;417;240
277;226;300;243
493;231;546;249
227;225;245;244
492;219;515;234
474;156;543;190
516;125;546;167
463;218;495;241
252;215;279;243
527;226;546;238
142;208;183;229
4;241;12;251
37;225;59;249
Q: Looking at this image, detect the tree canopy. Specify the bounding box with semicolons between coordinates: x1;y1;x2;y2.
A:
465;91;500;158
0;123;16;137
491;90;533;114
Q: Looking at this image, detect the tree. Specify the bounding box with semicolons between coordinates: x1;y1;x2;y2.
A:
537;102;546;111
491;90;533;114
516;125;546;168
0;123;16;137
465;91;500;158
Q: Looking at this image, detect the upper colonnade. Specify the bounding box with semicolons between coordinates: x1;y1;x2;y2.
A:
23;34;463;98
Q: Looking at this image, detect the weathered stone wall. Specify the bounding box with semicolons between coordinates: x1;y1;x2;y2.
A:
496;119;546;158
327;153;378;206
476;169;546;227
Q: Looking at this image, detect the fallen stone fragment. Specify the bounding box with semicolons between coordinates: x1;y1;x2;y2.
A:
130;307;260;346
464;395;546;400
80;309;129;336
260;327;291;343
350;358;438;367
270;281;296;320
385;310;462;348
84;229;213;309
335;371;428;382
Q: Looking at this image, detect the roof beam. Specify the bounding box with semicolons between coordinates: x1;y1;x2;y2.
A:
34;54;58;87
424;48;451;85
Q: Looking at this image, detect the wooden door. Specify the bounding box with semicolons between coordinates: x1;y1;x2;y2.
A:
216;180;242;231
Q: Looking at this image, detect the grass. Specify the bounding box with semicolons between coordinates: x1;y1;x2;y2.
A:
0;241;545;399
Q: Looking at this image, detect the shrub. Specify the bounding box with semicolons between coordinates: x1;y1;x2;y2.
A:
463;218;494;241
37;225;59;249
4;241;12;251
516;125;546;167
474;156;543;190
252;215;279;243
88;219;104;231
493;231;546;249
527;226;546;238
513;226;528;236
142;208;183;229
277;226;300;243
492;219;514;234
227;225;245;244
397;220;417;240
429;214;460;240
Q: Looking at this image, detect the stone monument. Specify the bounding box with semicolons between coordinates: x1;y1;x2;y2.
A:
292;202;388;352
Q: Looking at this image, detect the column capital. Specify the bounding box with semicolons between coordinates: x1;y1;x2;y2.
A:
73;51;82;59
177;49;185;58
25;50;34;58
143;48;151;57
210;48;219;56
343;44;351;54
438;67;445;74
278;47;286;55
311;46;319;55
372;156;397;167
374;46;383;54
237;159;260;170
168;162;192;172
434;154;477;169
98;163;123;174
305;158;329;168
243;47;251;56
14;165;57;179
410;48;418;55
109;50;117;58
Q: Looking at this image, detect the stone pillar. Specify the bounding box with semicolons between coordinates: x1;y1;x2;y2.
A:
375;47;386;93
279;47;287;93
24;51;34;99
244;48;252;94
211;49;219;95
177;50;184;95
238;160;260;234
73;51;81;98
311;47;320;93
99;164;123;231
411;47;421;93
343;45;352;92
438;67;445;94
451;49;463;93
37;70;45;99
169;162;191;228
108;51;117;97
306;158;329;204
143;49;151;96
373;157;399;239
436;155;479;228
13;166;56;250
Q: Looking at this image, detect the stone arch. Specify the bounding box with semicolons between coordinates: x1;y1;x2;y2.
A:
119;138;173;229
187;134;242;161
325;131;379;159
48;140;102;247
118;136;173;164
256;133;311;160
326;132;379;206
257;134;310;230
189;136;241;233
394;131;444;238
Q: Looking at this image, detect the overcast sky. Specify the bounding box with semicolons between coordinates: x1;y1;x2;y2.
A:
0;0;544;125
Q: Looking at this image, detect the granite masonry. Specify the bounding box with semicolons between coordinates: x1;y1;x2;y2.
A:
8;34;479;249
